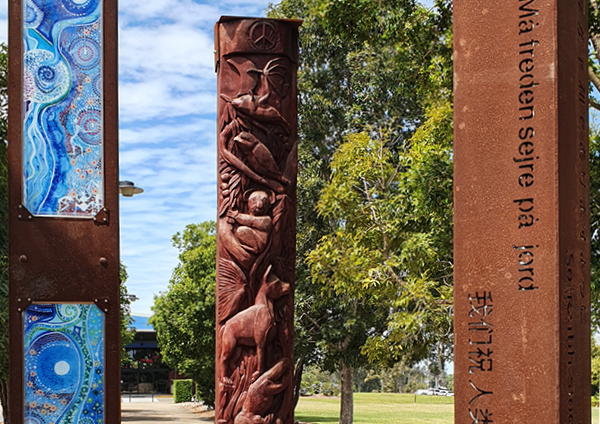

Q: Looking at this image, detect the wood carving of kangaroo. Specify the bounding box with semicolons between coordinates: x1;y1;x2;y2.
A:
220;264;290;382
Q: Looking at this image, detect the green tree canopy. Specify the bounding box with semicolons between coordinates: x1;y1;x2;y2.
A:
268;2;453;422
151;221;216;407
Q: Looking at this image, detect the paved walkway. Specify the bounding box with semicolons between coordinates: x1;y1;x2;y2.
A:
122;399;214;423
0;397;215;423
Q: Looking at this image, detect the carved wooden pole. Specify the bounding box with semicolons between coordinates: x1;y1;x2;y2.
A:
214;17;301;424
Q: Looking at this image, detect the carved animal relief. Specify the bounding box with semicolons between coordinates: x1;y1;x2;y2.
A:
215;18;300;424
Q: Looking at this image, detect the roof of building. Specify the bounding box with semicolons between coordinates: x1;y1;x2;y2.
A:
130;314;154;332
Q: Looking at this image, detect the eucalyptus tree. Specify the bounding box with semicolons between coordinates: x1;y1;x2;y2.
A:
268;2;453;422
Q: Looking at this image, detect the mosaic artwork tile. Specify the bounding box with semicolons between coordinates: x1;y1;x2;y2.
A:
24;304;105;424
23;0;104;217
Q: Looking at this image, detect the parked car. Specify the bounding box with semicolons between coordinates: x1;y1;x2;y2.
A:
416;386;454;396
431;387;453;396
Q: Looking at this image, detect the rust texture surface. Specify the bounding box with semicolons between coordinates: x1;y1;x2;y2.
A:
7;0;121;421
215;16;300;424
454;0;590;423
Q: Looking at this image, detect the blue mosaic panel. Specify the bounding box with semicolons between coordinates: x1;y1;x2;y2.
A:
23;0;104;217
24;304;105;424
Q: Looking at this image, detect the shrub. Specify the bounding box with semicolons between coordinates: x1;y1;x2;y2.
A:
173;379;193;403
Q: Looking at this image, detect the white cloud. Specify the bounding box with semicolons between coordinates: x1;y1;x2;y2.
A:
120;118;214;145
0;0;279;315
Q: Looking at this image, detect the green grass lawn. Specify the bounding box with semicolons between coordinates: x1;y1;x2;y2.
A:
296;394;600;424
295;393;454;424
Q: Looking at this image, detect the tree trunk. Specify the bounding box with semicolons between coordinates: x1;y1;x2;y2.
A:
339;362;353;424
437;343;445;386
0;376;9;424
293;357;304;408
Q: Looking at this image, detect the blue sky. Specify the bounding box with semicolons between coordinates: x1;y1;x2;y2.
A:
0;0;277;315
1;0;437;316
116;0;436;316
118;0;276;315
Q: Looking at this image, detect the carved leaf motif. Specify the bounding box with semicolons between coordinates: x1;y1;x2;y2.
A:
262;58;289;98
218;258;250;324
271;195;291;234
271;195;295;278
221;355;257;423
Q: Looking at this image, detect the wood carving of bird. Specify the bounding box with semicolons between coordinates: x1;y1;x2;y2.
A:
226;58;260;97
233;132;289;185
229;95;291;134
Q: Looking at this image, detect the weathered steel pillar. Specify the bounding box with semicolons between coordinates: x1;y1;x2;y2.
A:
454;1;590;423
8;0;121;421
214;16;300;424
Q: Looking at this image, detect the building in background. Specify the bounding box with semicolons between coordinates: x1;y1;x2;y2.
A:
122;315;171;394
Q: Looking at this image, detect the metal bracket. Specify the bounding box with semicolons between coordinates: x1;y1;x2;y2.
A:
17;205;33;221
16;296;33;313
94;297;110;313
93;208;109;226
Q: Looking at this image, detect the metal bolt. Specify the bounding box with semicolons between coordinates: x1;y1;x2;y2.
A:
28;216;32;220
17;308;21;312
103;218;107;222
105;299;108;303
95;299;98;303
17;215;21;219
17;298;21;302
19;255;27;263
18;205;22;209
93;217;97;221
99;257;108;266
104;309;108;312
103;208;108;212
27;298;31;302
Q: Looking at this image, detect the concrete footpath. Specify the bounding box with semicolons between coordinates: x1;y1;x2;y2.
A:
121;396;214;423
0;397;215;423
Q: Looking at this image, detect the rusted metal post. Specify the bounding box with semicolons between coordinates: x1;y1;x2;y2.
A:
8;0;121;421
454;1;590;423
214;16;300;424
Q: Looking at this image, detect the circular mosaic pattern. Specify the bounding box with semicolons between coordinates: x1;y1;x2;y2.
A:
24;1;43;28
33;333;80;393
77;108;102;145
92;74;102;98
37;65;56;87
57;304;81;321
69;38;100;70
60;0;99;14
24;50;69;104
54;361;70;376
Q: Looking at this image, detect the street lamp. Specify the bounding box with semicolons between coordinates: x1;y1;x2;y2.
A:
123;294;139;302
119;181;144;197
